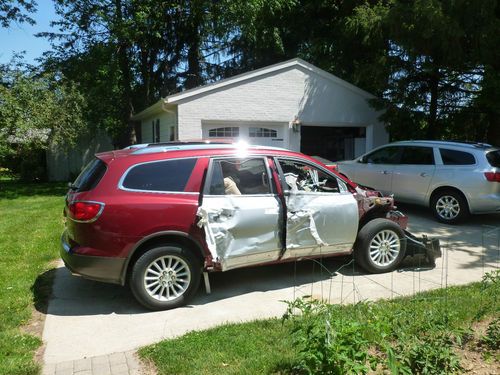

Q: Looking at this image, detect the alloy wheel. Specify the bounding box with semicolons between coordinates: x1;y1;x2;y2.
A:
369;229;401;267
144;255;191;301
435;195;460;220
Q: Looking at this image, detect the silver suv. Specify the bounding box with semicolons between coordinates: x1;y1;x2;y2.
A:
337;141;500;223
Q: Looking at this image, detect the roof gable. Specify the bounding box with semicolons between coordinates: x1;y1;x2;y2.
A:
166;58;374;104
132;58;375;120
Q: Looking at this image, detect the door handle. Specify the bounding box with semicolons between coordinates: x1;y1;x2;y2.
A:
420;172;428;177
381;170;391;175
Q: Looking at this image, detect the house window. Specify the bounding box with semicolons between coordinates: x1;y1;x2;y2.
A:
208;127;239;138
169;126;176;141
155;119;160;143
249;127;277;138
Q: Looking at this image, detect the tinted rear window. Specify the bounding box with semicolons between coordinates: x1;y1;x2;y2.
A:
122;158;197;192
486;150;500;167
439;149;475;165
72;158;107;192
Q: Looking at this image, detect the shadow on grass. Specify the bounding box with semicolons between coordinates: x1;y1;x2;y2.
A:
31;268;58;314
0;180;68;200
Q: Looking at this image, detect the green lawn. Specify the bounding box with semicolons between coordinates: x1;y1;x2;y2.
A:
0;180;67;375
141;275;499;374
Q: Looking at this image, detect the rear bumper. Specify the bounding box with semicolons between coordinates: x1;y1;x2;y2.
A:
468;193;500;214
60;231;125;285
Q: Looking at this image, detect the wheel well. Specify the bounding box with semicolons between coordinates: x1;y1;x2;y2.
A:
124;234;205;284
429;186;469;210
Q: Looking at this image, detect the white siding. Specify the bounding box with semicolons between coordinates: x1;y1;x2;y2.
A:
140;110;178;143
177;66;387;151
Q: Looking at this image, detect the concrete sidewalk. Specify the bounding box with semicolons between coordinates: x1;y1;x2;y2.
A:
41;205;499;374
42;351;143;375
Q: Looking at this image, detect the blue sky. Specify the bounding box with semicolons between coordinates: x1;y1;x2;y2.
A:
0;2;59;64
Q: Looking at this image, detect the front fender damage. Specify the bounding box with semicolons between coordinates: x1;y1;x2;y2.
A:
354;187;441;265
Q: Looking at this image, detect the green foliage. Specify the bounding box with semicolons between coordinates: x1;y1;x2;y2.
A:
33;0;500;146
0;0;37;28
482;318;500;351
0;64;87;180
283;298;371;374
348;0;500;143
390;332;462;374
281;273;500;375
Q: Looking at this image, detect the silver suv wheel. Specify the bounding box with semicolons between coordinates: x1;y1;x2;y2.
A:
435;195;460;220
431;189;469;224
144;255;191;301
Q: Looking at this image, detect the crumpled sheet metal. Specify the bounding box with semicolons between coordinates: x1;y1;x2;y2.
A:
197;195;281;271
283;192;358;259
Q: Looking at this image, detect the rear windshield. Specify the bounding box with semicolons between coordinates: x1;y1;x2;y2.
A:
122;158;197;192
486;150;500;167
72;158;107;192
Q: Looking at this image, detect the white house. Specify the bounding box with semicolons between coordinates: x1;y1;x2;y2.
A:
131;58;388;161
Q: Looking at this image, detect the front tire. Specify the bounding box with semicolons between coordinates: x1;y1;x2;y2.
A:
430;189;469;224
130;245;201;310
354;218;406;273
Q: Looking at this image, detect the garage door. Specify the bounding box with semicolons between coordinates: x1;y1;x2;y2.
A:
202;123;286;148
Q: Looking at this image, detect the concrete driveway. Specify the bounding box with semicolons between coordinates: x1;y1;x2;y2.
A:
41;205;499;366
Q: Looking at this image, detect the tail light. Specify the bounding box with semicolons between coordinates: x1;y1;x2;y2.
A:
484;172;500;182
68;201;104;222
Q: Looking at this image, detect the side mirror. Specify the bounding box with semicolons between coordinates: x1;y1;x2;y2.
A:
358;156;367;163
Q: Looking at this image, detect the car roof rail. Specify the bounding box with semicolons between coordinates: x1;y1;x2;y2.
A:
131;143;287;155
394;140;492;149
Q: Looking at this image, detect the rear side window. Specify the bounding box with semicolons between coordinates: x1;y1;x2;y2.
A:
400;146;434;165
72;158;107;192
122;158;197;192
486;150;500;167
439;149;475;165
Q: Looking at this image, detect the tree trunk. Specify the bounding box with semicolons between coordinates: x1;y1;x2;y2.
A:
115;0;136;148
184;0;203;90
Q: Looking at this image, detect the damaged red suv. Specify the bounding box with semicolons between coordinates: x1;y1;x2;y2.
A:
62;143;440;310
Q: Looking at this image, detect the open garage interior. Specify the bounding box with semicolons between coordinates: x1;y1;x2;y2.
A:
300;125;366;162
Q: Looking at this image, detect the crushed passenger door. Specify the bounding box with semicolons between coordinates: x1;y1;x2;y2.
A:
277;158;359;260
197;157;282;271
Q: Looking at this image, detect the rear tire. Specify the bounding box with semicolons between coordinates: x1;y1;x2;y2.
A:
430;189;469;224
130;245;201;310
354;218;406;273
